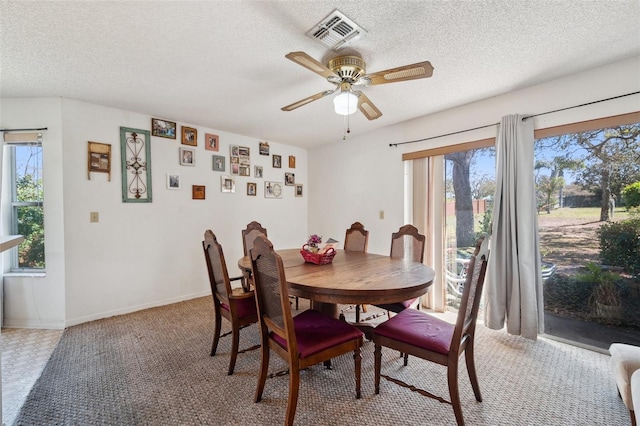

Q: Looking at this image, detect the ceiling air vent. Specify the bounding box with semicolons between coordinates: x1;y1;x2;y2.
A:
306;9;367;51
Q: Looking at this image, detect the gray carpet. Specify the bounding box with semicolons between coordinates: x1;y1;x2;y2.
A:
13;297;629;425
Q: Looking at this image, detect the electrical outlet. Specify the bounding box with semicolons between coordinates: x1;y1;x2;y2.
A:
90;212;99;223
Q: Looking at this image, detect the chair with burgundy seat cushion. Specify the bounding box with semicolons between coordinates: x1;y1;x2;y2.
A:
344;221;369;322
202;230;259;375
373;235;489;426
374;224;426;316
250;235;364;426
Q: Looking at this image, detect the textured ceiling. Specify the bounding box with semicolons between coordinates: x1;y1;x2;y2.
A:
1;1;639;149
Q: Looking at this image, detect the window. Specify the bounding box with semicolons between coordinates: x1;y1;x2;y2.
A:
407;111;640;348
7;139;45;270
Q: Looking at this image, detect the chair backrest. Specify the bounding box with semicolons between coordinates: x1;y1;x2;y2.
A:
250;235;297;353
202;230;233;302
452;235;490;348
242;221;268;256
344;221;369;252
390;224;425;263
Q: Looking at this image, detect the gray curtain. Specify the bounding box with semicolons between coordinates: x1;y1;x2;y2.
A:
484;114;544;340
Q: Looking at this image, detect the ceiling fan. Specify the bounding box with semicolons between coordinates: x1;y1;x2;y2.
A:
281;51;434;120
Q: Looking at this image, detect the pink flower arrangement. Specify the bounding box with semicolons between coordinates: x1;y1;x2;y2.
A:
307;234;322;248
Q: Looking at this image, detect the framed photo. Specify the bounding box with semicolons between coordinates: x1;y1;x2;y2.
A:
247;182;257;196
289;155;296;168
285;172;295;186
221;175;235;193
179;147;195;166
212;155;225;172
254;166;263;178
272;154;282;168
205;133;219;151
181;126;197;146
295;184;303;197
259;141;269;155
192;185;205;200
151;118;176;139
265;181;283;199
167;173;181;190
87;141;111;181
230;145;250;175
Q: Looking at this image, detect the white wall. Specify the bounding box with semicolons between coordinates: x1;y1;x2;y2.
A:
1;98;308;327
308;56;640;255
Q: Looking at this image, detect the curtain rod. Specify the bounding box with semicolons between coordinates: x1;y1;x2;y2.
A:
389;91;640;147
0;127;48;132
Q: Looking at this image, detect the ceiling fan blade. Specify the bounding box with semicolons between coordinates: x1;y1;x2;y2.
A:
356;91;382;120
281;88;337;111
364;61;434;85
285;51;339;80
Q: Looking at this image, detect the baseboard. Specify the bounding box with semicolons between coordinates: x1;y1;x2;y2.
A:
62;291;210;328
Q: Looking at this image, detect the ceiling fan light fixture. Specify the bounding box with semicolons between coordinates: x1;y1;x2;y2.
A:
333;91;358;115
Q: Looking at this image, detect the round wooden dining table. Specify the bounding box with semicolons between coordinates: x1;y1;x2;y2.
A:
237;248;435;319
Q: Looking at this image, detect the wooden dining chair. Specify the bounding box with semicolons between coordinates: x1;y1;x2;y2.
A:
250;235;364;426
374;224;426;316
344;221;369;321
344;221;369;252
241;220;268;258
242;221;299;308
202;230;259;375
373;235;489;426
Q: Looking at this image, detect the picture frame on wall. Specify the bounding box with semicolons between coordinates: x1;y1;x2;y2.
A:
230;145;250;175
285;172;295;186
167;173;181;190
120;127;152;203
192;185;205;200
272;154;281;168
212;155;225;172
247;182;257;196
179;147;195;166
87;141;112;181
265;181;283;199
151;118;176;139
205;133;219;151
259;141;269;155
254;166;263;178
221;175;235;193
181;126;197;146
295;184;303;197
289;155;296;168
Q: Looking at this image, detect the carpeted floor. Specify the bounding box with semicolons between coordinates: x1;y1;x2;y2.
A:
13;297;628;425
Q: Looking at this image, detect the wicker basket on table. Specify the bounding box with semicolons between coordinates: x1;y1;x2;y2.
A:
300;245;336;265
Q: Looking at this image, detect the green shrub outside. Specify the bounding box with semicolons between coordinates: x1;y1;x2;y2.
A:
597;218;640;277
622;182;640;209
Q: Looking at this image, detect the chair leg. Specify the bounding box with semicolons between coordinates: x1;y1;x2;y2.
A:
447;359;464;426
403;352;409;366
630;410;637;426
464;343;482;402
211;307;222;356
254;339;270;403
227;322;240;375
374;344;382;394
354;344;362;399
356;305;361;323
285;365;300;426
